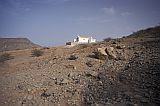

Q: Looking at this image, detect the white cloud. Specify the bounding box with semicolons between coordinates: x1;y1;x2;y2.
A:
99;19;112;23
120;12;132;17
102;7;115;15
77;17;96;24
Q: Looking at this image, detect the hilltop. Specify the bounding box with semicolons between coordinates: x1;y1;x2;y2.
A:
0;26;160;106
0;38;40;52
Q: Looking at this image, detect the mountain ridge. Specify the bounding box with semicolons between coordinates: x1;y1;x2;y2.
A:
0;37;41;51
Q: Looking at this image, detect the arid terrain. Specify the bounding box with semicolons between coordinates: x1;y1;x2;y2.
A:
0;26;160;106
0;38;40;52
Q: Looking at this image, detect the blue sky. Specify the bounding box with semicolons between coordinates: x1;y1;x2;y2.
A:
0;0;160;46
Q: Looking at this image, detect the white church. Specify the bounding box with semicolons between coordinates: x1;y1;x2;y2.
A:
73;36;96;43
66;35;96;46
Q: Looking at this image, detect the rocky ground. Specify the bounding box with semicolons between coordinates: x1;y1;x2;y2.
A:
0;26;160;106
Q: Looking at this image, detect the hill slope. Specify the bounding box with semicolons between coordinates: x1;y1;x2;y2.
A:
0;38;40;51
0;26;160;106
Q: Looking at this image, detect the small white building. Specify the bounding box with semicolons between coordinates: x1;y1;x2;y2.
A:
73;36;96;43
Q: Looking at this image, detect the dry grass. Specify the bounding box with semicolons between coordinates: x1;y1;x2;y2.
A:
0;53;14;62
31;49;44;57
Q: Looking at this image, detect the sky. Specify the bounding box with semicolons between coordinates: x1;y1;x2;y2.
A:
0;0;160;46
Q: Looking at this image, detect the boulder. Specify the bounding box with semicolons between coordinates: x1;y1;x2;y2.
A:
97;47;107;56
97;47;117;60
105;47;117;59
85;70;99;78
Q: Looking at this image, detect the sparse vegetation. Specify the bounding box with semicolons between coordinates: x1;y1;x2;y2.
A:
78;43;97;48
31;49;44;57
128;26;160;38
68;55;78;60
42;47;50;50
103;37;112;42
0;26;160;106
0;53;14;62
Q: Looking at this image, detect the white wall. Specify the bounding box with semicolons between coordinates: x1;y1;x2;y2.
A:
91;38;96;42
73;36;96;43
89;37;96;43
78;37;89;43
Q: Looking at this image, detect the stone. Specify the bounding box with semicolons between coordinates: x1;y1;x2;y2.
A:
41;91;51;98
97;47;108;56
55;78;70;85
61;78;70;85
86;61;93;67
49;60;53;64
97;47;118;60
65;65;76;70
105;47;117;59
27;95;33;100
116;45;125;49
85;70;99;78
17;84;24;90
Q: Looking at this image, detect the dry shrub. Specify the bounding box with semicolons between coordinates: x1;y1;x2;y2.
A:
68;55;78;60
31;49;44;57
103;37;112;42
0;53;14;62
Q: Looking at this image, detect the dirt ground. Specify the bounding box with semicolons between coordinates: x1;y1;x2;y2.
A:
0;26;160;106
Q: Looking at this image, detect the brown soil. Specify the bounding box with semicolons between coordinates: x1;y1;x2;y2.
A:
0;26;160;106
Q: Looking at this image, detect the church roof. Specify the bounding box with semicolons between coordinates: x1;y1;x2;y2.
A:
78;36;92;38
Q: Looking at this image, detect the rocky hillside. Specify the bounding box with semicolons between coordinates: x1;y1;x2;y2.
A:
0;26;160;106
127;26;160;38
0;38;40;51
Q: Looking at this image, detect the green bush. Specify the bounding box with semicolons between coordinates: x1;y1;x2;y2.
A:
0;53;14;62
31;49;44;57
103;37;112;42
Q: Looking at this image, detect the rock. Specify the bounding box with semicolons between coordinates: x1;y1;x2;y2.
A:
68;55;78;60
27;95;33;100
85;70;99;78
68;73;73;78
27;88;32;93
49;60;53;64
61;78;70;85
112;41;117;44
105;47;117;59
97;47;118;60
97;47;108;56
140;98;149;103
116;45;125;49
17;84;24;90
65;65;76;70
55;78;70;85
41;90;51;98
86;61;93;67
96;47;108;60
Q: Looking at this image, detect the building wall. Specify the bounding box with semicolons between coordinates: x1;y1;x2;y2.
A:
72;36;96;43
88;37;96;43
91;38;96;43
78;37;89;43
